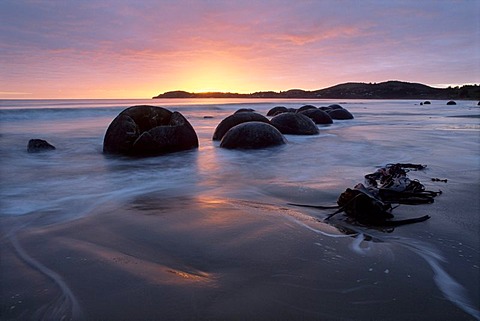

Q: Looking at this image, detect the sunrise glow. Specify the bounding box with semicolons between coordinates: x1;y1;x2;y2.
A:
0;1;479;99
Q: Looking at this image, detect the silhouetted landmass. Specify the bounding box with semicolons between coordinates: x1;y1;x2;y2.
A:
153;81;480;100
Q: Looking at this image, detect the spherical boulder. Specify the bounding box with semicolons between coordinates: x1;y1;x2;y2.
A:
328;104;344;110
270;112;319;135
423;101;431;105
212;112;270;141
234;108;256;114
103;105;198;156
267;106;288;116
220;122;286;149
446;100;457;105
27;139;55;153
327;108;354;120
299;108;333;124
296;105;317;113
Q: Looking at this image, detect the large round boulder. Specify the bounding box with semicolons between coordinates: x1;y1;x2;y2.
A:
270;112;319;135
327;108;354;120
220;122;286;149
103;105;198;156
267;106;288;116
299;108;333;124
446;100;457;105
212;112;270;141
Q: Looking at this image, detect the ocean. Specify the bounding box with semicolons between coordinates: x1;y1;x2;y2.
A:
0;98;479;320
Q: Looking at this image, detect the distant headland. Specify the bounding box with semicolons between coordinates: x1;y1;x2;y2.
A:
153;80;480;100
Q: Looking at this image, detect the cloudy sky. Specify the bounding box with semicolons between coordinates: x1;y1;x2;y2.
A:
1;0;479;99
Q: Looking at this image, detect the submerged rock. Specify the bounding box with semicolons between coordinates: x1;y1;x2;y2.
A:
103;105;198;156
212;112;270;141
27;139;55;153
220;122;286;149
270;112;319;135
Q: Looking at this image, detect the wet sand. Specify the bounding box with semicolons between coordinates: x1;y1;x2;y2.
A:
1;187;478;321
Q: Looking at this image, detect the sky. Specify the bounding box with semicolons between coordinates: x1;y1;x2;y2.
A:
0;0;479;99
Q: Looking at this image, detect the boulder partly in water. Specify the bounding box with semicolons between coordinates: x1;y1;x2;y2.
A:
270;112;319;135
220;122;286;149
212;112;270;141
299;108;333;125
327;108;354;120
103;105;198;156
266;106;288;116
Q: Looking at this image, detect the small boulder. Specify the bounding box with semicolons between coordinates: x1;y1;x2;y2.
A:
327;108;354;120
267;106;288;116
212;112;270;141
220;122;286;149
423;101;431;105
103;105;198;156
299;108;333;125
328;104;344;110
234;108;256;114
446;100;457;105
27;139;55;153
270;112;319;135
296;105;317;113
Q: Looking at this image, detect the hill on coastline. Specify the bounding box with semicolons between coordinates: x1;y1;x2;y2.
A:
153;81;480;100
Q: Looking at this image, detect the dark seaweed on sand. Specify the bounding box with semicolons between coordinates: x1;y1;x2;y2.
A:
290;163;442;229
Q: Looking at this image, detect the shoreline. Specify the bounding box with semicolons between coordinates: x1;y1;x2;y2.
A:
1;189;478;320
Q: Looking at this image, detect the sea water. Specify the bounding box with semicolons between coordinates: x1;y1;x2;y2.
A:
1;98;479;319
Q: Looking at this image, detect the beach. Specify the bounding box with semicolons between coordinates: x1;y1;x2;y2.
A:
1;99;479;320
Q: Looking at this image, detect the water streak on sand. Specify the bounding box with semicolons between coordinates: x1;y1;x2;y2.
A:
391;237;480;320
286;213;480;320
7;229;83;321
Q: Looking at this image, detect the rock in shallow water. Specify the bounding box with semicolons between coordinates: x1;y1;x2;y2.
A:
103;105;198;156
220;122;286;149
27;139;56;153
270;112;319;135
212;112;270;141
327;108;354;120
266;106;288;116
299;108;333;124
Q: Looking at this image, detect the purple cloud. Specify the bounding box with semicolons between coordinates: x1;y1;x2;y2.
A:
0;0;478;98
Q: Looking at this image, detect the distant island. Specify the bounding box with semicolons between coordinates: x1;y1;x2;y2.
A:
153;80;480;100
